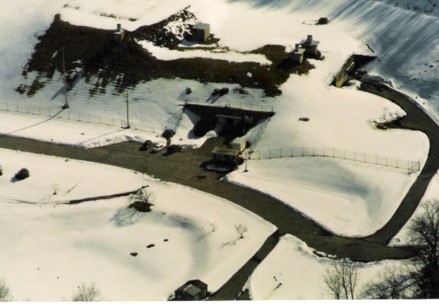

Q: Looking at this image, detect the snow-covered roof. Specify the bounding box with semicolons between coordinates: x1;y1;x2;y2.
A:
193;22;210;31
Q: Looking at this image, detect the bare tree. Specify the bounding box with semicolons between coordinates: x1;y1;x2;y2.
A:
0;279;11;302
360;265;413;299
324;258;358;299
131;188;154;206
235;224;248;239
407;199;439;298
72;283;100;302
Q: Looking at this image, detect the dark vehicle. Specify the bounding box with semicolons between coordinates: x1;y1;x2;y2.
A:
167;144;182;154
139;140;152;151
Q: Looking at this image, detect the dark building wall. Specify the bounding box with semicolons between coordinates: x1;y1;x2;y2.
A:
333;55;355;87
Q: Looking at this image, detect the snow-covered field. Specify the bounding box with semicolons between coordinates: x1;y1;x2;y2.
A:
0;0;438;301
226;156;419;237
0;148;275;301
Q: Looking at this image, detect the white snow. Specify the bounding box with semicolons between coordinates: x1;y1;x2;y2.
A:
391;172;439;246
0;0;438;301
136;40;271;65
227;157;419;237
0;148;275;301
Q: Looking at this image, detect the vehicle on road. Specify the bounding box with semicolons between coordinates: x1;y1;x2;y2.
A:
139;140;152;151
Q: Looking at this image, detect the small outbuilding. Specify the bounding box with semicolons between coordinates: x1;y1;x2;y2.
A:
191;23;210;42
300;35;320;58
174;280;208;301
291;43;305;64
317;17;329;25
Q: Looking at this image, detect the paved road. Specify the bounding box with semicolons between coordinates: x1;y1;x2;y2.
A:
1;81;437;300
360;81;439;244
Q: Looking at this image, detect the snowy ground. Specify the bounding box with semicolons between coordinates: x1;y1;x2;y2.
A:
0;0;438;301
226;156;420;237
391;172;439;246
0;148;275;301
247;234;401;300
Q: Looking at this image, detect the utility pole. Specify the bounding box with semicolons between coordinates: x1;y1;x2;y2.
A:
125;91;130;129
244;147;249;172
61;47;69;109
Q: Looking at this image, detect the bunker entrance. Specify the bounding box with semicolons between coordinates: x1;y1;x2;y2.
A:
332;54;377;88
184;103;274;142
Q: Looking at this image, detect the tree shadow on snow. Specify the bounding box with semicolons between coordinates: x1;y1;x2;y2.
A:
110;207;142;227
0;109;65;139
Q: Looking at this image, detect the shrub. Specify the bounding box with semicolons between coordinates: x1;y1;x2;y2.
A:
0;279;11;302
162;129;175;139
73;283;100;302
14;168;29;181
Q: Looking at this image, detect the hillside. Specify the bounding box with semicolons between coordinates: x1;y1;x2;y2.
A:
1;0;439;301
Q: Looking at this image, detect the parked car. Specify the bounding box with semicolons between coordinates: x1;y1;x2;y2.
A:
139;140;152;151
150;143;165;154
167;144;182;154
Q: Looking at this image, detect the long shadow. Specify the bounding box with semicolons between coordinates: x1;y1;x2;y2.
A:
0;109;65;139
51;68;85;101
77;128;127;146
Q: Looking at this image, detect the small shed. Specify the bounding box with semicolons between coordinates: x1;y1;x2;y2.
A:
291;43;305;64
317;17;329;25
192;23;210;42
174;280;208;301
114;23;125;43
300;35;320;58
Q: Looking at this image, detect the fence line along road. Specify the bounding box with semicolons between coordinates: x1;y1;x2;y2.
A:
0;102;159;134
249;146;421;172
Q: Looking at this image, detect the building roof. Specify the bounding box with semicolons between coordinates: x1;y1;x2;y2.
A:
212;147;240;157
183;284;202;297
176;279;208;296
193;23;210;31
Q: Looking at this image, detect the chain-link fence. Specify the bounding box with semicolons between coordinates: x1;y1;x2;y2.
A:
249;146;421;172
0;102;158;134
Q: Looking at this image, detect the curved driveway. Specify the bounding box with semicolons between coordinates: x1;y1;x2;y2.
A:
0;81;438;300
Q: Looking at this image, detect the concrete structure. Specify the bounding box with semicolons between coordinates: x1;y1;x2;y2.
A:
174;280;208;301
113;23;125;43
192;23;210;42
333;55;355;87
231;136;247;152
212;146;240;163
300;35;320;58
291;43;305;64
